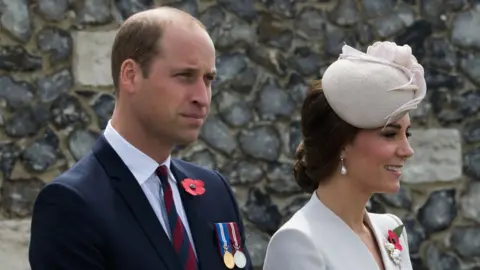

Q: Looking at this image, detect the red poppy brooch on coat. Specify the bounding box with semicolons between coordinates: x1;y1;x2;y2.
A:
384;225;404;265
181;178;205;196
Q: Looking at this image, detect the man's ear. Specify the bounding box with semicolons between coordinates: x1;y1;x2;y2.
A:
119;59;141;94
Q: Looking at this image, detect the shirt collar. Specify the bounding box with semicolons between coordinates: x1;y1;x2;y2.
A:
103;120;173;185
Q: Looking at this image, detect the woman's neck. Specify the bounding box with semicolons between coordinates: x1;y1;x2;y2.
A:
315;177;372;233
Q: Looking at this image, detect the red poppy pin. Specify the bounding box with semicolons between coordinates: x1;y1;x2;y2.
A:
384;224;404;265
181;178;205;196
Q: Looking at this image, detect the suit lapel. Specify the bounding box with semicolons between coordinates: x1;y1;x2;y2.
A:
170;160;218;270
92;135;182;270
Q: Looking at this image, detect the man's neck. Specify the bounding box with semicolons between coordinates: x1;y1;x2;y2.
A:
316;177;371;234
110;109;172;164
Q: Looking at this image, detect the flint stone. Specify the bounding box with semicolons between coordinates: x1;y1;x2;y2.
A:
238;126;281;162
0;142;21;179
295;8;326;40
74;0;112;25
36;69;74;103
217;0;256;22
200;116;238;156
460;181;480;223
114;0;153;20
92;93;115;130
0;76;34;110
223;160;264;185
37;27;73;63
36;0;69;21
328;0;361;26
244;224;269;268
1;178;45;217
215;90;252;127
265;163;302;196
68;129;99;161
424;242;461;270
242;187;282;235
0;46;42;72
50;94;90;129
450;226;480;259
417;189;457;234
451;7;480;50
255;78;294;121
0;0;31;42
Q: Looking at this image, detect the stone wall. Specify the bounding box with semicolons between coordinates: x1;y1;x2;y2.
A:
0;0;479;269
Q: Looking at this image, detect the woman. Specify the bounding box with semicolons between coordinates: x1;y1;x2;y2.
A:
263;41;426;270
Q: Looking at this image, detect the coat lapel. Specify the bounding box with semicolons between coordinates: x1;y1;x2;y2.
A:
365;214;402;270
92;135;182;270
170;160;219;270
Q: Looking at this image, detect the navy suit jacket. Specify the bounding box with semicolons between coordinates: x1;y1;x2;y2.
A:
29;135;253;270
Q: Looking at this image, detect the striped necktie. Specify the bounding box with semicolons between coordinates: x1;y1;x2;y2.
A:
156;165;197;270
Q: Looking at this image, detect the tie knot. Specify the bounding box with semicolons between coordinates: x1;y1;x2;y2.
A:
156;165;169;185
157;165;168;176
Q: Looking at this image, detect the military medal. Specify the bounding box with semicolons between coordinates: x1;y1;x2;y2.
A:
214;223;235;269
223;250;235;269
228;222;247;268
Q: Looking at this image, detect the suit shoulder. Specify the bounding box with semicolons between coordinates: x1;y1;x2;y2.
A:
47;152;103;192
173;158;212;172
172;158;225;182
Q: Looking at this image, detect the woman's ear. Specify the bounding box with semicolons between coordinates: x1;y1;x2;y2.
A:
341;145;350;159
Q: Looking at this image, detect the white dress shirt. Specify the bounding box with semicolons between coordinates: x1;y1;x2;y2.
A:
103;121;197;255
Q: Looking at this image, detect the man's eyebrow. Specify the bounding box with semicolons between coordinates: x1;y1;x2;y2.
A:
172;67;217;76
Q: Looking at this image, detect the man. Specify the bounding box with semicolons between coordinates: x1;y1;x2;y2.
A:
29;7;252;270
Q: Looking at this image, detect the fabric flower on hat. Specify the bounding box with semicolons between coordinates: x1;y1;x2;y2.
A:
366;41;415;69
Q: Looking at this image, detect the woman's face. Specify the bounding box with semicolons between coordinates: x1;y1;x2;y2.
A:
343;114;414;194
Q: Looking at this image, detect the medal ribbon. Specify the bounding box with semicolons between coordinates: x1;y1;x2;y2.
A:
227;222;242;252
214;223;232;256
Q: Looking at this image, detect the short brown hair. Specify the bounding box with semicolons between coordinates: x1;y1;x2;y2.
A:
110;7;205;91
293;80;359;193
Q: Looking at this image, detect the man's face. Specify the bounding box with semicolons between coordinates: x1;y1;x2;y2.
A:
130;23;216;146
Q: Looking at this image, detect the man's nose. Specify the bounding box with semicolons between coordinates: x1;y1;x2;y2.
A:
191;79;211;107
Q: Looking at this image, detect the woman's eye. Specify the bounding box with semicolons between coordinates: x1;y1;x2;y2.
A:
383;132;396;138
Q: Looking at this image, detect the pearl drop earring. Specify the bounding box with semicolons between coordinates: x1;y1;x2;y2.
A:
340;156;347;175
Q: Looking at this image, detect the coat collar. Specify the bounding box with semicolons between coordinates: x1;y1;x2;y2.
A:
302;193;401;270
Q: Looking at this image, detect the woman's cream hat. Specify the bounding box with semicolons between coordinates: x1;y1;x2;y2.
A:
321;41;427;129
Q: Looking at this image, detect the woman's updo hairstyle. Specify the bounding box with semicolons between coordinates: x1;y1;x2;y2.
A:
293;81;359;193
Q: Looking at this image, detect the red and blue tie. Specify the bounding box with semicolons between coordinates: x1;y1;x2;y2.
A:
156;165;197;270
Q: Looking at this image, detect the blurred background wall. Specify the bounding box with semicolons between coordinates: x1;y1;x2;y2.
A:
0;0;479;269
